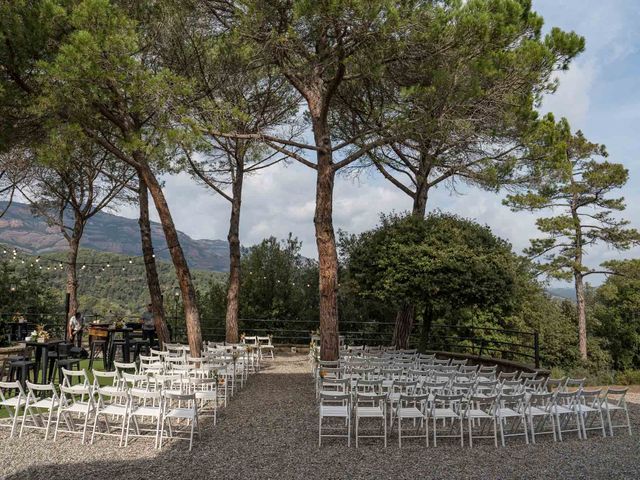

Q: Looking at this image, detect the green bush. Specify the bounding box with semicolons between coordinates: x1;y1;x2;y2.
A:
614;370;640;385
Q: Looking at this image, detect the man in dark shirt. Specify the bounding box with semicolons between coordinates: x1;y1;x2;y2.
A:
140;303;156;346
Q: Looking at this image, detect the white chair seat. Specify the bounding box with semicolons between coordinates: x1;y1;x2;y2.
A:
31;398;58;409
496;408;522;418
467;408;493;419
165;408;196;419
356;406;384;417
432;408;459;418
320;405;349;417
1;397;26;407
397;406;424;419
100;404;128;416
131;406;161;417
604;402;624;411
551;405;573;415
62;402;92;414
528;406;550;416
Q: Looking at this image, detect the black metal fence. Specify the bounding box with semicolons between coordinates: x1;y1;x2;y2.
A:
0;312;539;368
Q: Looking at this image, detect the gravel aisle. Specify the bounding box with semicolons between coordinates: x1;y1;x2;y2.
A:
1;355;639;480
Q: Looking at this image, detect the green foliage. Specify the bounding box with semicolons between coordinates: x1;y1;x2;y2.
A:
239;236;319;323
0;245;225;318
505;115;640;279
592;260;640;370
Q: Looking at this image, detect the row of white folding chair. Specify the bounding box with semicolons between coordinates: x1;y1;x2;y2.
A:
319;386;632;449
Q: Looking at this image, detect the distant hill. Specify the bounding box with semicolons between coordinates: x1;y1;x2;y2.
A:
0;246;226;315
0;201;229;271
547;287;577;301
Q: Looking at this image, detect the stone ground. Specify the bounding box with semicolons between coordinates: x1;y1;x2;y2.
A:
1;355;639;480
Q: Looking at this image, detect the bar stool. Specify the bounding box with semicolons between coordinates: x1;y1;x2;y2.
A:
9;357;36;388
130;339;151;362
51;343;81;383
109;338;128;366
89;338;108;370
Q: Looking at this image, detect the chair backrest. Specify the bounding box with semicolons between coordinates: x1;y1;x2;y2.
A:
319;377;350;393
122;372;149;388
604;387;628;407
130;388;161;405
527;391;553;410
25;381;58;400
523;378;545;392
579;388;602;407
498;371;518;381
432;358;450;366
320;392;350;405
355;379;383;394
0;381;26;400
450;358;468;366
475;380;499;395
498;392;526;409
61;368;90;388
355;392;386;407
565;377;586;391
92;369;119;389
518;371;537;381
114;361;138;375
545;377;567;392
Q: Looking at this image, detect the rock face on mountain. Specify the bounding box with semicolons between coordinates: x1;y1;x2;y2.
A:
0;202;229;271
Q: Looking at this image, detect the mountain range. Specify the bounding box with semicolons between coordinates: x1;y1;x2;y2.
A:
0;201;229;271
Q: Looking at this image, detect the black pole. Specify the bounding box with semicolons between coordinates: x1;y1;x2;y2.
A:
63;292;70;341
534;331;540;369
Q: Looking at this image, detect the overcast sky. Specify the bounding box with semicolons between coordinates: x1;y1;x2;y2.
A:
116;0;640;286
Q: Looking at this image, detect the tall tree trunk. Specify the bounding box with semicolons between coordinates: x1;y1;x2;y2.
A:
65;236;80;321
392;175;429;348
420;301;434;352
138;174;170;347
225;171;243;344
136;159;202;356
313;118;340;361
570;185;587;361
392;303;415;349
575;271;588;361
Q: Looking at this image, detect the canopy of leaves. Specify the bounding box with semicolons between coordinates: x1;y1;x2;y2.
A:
341;212;523;311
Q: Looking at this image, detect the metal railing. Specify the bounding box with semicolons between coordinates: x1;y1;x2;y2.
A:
0;312;540;368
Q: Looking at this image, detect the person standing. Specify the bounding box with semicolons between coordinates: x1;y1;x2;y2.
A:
68;310;85;348
140;303;156;347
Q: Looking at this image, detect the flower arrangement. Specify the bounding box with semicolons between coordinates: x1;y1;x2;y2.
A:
240;332;246;342
28;324;50;343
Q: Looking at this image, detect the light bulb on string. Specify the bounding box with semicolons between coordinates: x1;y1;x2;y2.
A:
128;259;133;264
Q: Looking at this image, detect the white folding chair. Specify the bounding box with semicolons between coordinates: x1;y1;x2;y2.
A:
160;391;200;451
526;392;556;443
396;393;429;447
575;388;606;438
20;381;60;440
318;392;351;447
0;381;27;437
602;388;632;436
551;391;583;441
256;336;275;360
354;393;387;448
430;393;465;447
91;388;129;446
54;383;96;444
191;377;218;425
92;369;121;396
126;388;163;448
495;393;529;446
467;393;499;447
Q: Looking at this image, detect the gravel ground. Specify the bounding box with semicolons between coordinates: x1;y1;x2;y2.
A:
1;355;639;480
